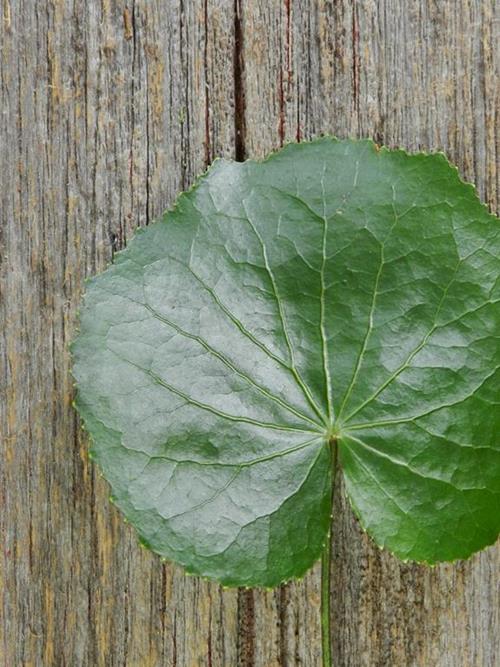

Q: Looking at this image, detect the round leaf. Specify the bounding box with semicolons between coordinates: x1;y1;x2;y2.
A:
72;138;500;586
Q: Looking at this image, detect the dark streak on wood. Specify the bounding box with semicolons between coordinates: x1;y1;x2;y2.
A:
351;0;360;122
278;66;285;146
160;564;167;645
204;0;211;166
233;0;246;161
179;0;188;190
237;589;256;667
278;583;290;666
285;0;292;85
207;601;213;667
172;610;178;667
278;0;292;146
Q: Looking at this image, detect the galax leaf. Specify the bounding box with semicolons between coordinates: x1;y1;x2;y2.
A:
72;138;500;586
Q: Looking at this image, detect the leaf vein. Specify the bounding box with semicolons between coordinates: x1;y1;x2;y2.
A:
343;252;471;423
106;345;317;434
241;203;328;425
143;304;322;430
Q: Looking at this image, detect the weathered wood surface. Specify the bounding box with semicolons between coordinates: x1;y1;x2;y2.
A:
1;1;498;665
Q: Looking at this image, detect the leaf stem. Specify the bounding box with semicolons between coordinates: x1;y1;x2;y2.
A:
320;537;332;666
321;437;338;667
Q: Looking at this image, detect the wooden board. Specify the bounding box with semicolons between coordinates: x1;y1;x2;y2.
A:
1;1;498;665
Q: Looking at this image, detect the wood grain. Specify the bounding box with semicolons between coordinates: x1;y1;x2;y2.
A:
1;1;498;665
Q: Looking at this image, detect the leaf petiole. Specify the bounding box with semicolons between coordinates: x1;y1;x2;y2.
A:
321;436;338;667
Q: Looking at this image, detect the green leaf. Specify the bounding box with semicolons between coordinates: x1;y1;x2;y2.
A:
72;138;500;587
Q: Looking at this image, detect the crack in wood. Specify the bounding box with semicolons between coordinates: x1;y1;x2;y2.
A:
237;588;256;667
233;0;246;161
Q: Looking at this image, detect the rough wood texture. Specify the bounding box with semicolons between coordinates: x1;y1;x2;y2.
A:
1;1;498;665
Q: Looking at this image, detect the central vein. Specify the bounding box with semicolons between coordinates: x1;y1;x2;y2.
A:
320;168;334;425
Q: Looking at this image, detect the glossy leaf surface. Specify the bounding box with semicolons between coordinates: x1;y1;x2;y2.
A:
73;139;500;586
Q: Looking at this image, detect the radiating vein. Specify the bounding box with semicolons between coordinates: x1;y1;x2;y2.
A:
143;304;322;430
267;184;327;225
149;439;326;542
97;280;320;429
168;252;327;418
346;434;486;491
346;365;499;431
320;164;334;422
106;345;317;434
337;242;384;420
150;435;323;468
342;254;466;424
337;203;417;421
242;207;328;426
152;467;243;525
133;251;292;371
346;444;419;541
346;435;493;540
